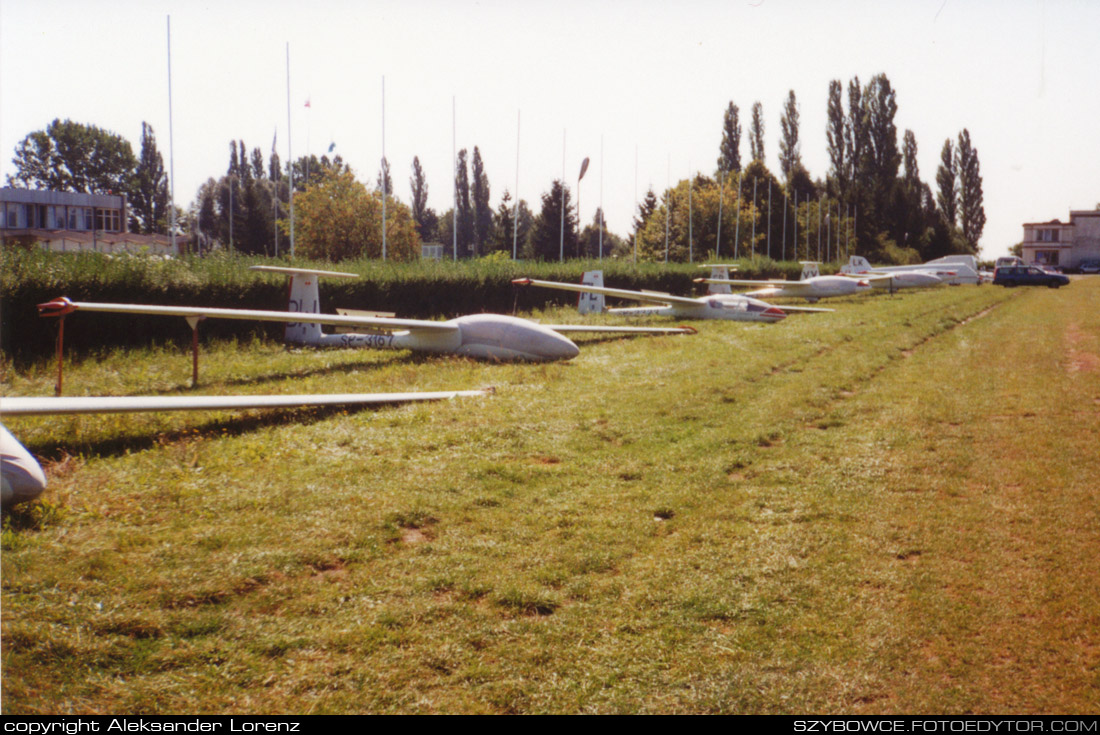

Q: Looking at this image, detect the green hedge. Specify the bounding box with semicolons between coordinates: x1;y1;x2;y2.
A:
1;248;810;361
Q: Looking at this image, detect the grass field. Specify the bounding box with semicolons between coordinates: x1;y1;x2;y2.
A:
2;278;1098;714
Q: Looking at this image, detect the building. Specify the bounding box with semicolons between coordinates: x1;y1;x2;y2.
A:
0;187;176;255
1021;208;1100;269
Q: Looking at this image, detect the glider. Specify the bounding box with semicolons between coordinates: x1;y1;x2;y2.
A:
694;262;873;303
38;266;694;365
839;256;964;289
0;388;490;507
513;270;832;322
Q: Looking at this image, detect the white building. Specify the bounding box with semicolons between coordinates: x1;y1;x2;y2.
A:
0;187;176;255
1021;209;1100;269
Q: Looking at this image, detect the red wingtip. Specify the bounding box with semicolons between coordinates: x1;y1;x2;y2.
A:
37;297;77;317
511;278;532;286
679;325;698;334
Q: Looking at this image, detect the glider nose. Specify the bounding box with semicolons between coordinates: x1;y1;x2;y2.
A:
548;332;581;360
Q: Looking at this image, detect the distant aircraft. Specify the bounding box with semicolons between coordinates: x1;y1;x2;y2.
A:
38;266;694;365
694;261;873;303
512;271;832;322
0;388;490;508
840;255;971;287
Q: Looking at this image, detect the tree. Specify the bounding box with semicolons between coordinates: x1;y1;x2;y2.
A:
956;129;986;250
634;187;659;239
490;189;514;255
250;148;265;180
293;168;419;261
408;156;438;242
471;146;492;255
902;129;920;187
845;76;867;195
579;207;620;259
717;102;741;173
376;157;393;198
454;149;474;257
528;180;576;260
749;102;765;164
129;122;169;234
291;154;348;191
8;118;136;195
779;90;801;182
936;138;957;226
826;80;848;198
865;74;900;187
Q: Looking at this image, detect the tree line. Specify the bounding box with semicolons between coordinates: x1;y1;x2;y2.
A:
5;72;984;264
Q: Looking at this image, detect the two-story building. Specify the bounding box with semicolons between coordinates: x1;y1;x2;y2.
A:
0;187;176;255
1021;208;1100;269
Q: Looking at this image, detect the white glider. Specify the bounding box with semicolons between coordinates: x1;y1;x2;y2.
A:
513;273;832;321
38;266;694;364
839;256;961;289
694;262;873;303
0;388;490;507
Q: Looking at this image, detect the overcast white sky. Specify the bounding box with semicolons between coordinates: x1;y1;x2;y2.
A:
2;0;1097;259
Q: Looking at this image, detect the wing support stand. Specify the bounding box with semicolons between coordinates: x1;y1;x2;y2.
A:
54;314;66;396
185;316;205;387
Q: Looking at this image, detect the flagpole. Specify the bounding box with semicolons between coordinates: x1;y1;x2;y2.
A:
452;96;457;262
598;134;604;261
166;16;176;255
513;110;520;260
286;43;294;257
559;129;565;262
664;154;670;263
381;75;386;261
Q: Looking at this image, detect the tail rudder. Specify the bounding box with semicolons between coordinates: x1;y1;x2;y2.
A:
578;270;605;314
249;265;357;345
799;261;821;280
704;265;732;294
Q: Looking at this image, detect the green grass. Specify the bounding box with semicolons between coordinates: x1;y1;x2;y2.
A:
2;280;1098;714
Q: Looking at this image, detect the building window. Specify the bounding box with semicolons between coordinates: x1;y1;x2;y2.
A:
1035;250;1060;265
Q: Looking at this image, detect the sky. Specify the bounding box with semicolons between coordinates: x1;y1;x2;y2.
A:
2;0;1097;260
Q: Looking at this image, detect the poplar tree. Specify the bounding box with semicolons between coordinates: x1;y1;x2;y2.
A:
750;102;765;163
717;102;741;173
778;90;801;181
936;138;957;226
454;149;473;257
471;146;492;256
956;129;986;249
825;80;847;198
410;156;432;240
130;122;169;234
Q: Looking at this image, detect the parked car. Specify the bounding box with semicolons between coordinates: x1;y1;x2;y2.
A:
1078;260;1100;274
992;265;1070;288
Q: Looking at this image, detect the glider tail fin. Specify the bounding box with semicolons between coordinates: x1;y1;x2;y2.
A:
577;270;605;314
800;261;821;280
284;272;324;345
249;265;358;345
840;255;872;275
705;265;732;294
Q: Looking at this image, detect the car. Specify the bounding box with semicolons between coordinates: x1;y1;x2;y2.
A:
992;265;1070;288
1078;260;1100;274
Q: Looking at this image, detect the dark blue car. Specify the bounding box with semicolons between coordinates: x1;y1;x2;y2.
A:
992;265;1070;288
